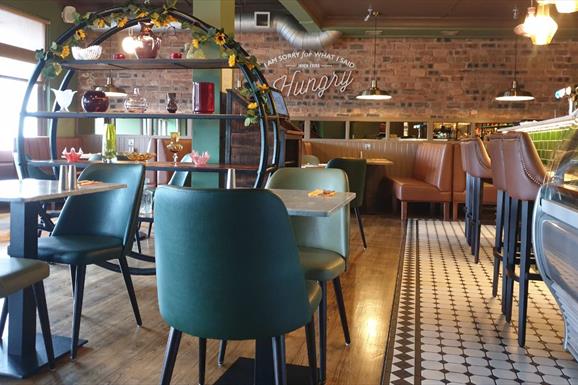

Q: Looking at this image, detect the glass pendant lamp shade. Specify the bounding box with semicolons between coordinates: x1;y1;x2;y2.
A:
496;80;535;101
356;79;392;100
98;76;127;97
554;0;578;13
519;6;538;36
530;3;558;45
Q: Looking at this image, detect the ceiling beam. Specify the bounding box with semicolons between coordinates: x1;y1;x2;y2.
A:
278;0;321;32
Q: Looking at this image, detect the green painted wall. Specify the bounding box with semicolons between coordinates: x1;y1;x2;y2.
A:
529;127;577;165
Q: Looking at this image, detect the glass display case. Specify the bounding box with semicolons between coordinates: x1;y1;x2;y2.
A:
533;115;578;361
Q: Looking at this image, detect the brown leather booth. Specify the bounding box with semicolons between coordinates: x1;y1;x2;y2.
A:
389;142;453;221
452;143;497;220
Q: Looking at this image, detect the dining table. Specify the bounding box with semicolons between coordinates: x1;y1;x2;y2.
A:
0;178;126;378
214;187;356;385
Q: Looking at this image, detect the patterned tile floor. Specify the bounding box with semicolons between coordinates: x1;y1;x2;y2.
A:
383;219;578;385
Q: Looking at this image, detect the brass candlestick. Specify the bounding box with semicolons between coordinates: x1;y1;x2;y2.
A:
166;131;183;165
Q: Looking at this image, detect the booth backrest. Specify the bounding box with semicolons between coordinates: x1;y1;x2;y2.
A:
413;142;453;192
23;137;84;160
453;143;466;194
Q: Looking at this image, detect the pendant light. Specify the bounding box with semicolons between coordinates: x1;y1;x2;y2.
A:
497;8;535;102
531;2;558;45
356;8;392;101
553;0;578;13
97;75;127;97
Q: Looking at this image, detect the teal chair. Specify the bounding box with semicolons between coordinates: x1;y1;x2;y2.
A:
267;167;350;385
0;258;54;369
327;158;368;249
302;154;320;166
154;187;321;385
36;163;145;359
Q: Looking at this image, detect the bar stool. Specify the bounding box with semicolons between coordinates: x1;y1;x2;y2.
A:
487;134;508;298
460;138;493;263
502;132;545;346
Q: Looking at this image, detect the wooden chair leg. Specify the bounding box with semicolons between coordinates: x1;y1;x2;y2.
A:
71;265;86;359
333;277;351;345
318;281;327;385
218;340;227;366
32;281;54;369
160;327;182;385
0;298;7;341
518;201;533;347
305;317;318;385
400;201;408;222
118;256;142;326
198;337;206;385
443;202;450;221
354;207;367;249
272;335;287;385
452;202;458;221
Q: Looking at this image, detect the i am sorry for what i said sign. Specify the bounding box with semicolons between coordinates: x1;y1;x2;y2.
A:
263;50;356;98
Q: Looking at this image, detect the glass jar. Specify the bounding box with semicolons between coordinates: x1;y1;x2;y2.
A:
124;88;148;113
102;118;116;162
140;188;153;215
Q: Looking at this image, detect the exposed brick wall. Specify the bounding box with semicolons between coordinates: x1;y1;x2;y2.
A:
237;32;578;122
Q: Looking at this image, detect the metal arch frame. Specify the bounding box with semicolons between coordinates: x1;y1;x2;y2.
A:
17;6;281;188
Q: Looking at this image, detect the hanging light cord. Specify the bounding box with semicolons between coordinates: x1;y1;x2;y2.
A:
514;36;518;83
372;13;377;81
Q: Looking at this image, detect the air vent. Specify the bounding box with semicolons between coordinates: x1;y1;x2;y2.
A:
254;12;270;28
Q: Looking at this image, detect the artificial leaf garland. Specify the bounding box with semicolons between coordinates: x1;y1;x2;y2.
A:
34;0;270;126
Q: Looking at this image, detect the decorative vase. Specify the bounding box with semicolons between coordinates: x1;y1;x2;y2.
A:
134;21;161;59
102;118;116;162
52;89;76;112
82;90;109;112
192;82;215;114
124;88;148;113
166;93;178;113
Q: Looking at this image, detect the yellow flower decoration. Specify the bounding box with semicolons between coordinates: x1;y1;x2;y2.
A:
214;32;226;46
95;18;106;28
246;63;255;70
164;15;176;25
152;18;162;28
192;39;199;49
228;54;236;67
247;102;258;110
257;83;269;93
59;45;70;59
136;11;149;19
117;17;128;28
74;29;86;40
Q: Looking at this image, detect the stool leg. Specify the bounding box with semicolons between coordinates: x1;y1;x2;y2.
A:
333;277;351;345
160;327;182;385
217;340;227;366
354;207;367;249
0;299;7;340
319;281;327;385
272;335;287;385
518;201;533;347
305;317;318;385
198;337;206;385
504;198;519;323
473;177;484;263
501;193;511;313
465;174;471;243
32;281;55;369
492;190;504;297
71;265;86;359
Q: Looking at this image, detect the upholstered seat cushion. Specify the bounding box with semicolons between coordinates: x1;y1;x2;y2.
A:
0;258;49;297
37;235;123;265
306;280;322;311
390;176;452;203
299;246;346;281
453;183;498;205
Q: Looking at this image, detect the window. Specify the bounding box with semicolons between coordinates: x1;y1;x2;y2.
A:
0;6;46;150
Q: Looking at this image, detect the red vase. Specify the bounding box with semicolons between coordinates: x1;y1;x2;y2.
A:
192;82;215;114
82;90;109;112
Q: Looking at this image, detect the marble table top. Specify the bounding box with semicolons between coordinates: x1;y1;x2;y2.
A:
0;179;126;203
269;188;356;217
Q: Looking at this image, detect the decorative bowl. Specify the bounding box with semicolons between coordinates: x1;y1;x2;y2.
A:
72;45;102;60
191;150;210;166
82;90;109;112
124;152;156;161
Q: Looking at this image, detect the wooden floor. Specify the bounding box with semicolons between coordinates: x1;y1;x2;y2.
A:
0;214;404;385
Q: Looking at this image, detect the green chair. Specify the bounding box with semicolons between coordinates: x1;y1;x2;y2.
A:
327;158;368;249
154;187;321;385
302;154;320;166
36;163;145;359
0;258;54;369
267;167;351;385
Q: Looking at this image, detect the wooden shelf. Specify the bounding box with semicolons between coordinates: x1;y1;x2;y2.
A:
24;111;245;120
28;160;259;173
60;58;232;71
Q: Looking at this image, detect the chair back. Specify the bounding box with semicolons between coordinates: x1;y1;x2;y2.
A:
327;157;367;208
52;164;145;251
302;154;320;165
154;187;313;339
266;168;349;260
413;142;453;191
487;134;507;191
503;132;546;201
460;138;492;179
167;153;192;187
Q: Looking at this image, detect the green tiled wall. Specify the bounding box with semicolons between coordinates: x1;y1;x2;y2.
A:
529;128;577;165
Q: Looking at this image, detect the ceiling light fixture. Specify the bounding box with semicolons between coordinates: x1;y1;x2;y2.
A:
497;8;535;102
97;76;127;98
356;7;392;101
521;1;558;45
538;0;578;13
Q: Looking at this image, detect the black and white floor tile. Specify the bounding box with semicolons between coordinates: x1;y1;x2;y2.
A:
383;219;578;385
